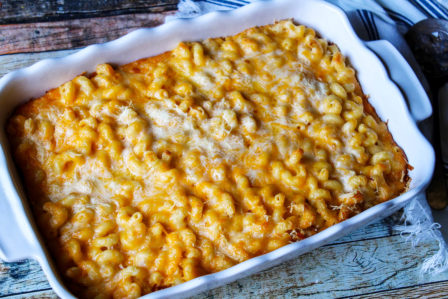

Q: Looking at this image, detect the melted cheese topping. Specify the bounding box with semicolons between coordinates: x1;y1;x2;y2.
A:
7;20;408;299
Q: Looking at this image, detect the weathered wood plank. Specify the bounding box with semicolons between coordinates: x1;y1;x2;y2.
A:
0;12;175;55
198;235;448;298
2;289;57;299
330;213;401;245
0;260;51;297
0;0;178;25
354;280;448;298
0;50;77;78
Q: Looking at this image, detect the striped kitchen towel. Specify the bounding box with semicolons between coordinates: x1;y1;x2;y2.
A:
168;0;448;275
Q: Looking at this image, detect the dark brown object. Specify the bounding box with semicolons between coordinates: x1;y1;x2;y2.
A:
406;19;448;82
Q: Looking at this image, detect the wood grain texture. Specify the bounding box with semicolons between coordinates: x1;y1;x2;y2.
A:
0;12;174;55
331;213;401;245
0;0;178;24
354;280;448;299
2;289;57;299
0;260;51;297
0;50;77;78
198;235;448;299
11;281;448;299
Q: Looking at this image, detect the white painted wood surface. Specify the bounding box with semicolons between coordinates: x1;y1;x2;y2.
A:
1;50;448;299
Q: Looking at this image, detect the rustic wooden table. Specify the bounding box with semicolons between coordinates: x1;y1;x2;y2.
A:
1;1;448;298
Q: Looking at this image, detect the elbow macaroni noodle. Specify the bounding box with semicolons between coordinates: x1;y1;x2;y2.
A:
7;20;409;298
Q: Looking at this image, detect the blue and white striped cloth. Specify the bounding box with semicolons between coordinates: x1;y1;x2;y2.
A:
170;0;448;275
173;0;448;27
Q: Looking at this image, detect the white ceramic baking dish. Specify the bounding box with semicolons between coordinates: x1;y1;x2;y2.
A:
0;0;435;298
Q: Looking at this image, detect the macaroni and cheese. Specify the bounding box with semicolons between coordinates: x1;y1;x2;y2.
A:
6;20;409;298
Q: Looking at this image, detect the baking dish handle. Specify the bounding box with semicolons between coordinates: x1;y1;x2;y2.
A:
365;40;432;122
0;185;37;262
